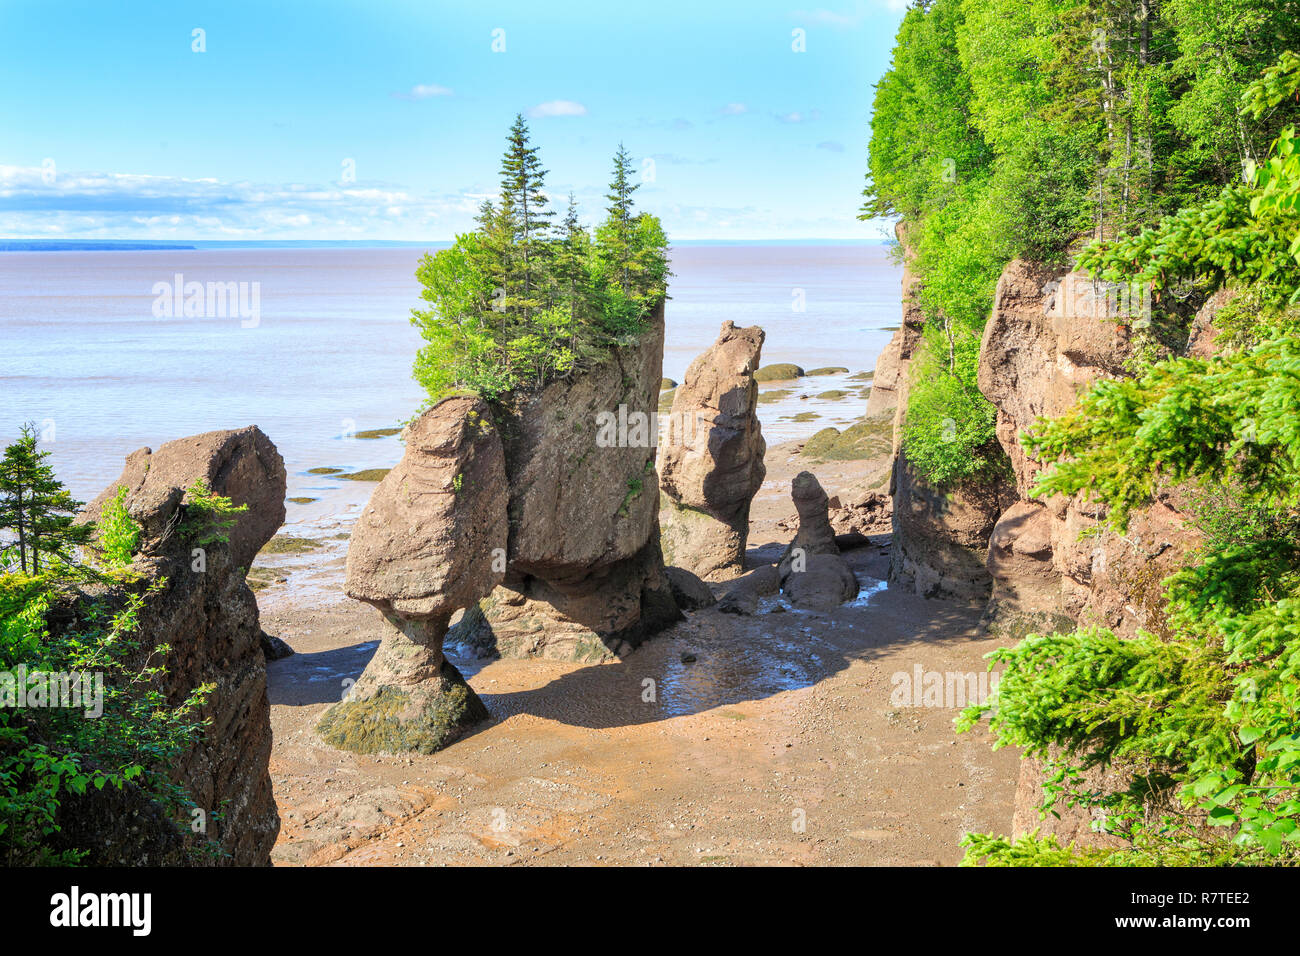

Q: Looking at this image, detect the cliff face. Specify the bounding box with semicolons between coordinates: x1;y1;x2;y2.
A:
875;243;1232;845
975;262;1214;641
70;426;285;865
881;225;1012;601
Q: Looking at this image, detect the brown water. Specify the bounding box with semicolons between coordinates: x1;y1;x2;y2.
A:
1;243;901;534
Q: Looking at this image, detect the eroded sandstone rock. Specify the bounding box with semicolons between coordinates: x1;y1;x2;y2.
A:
71;426;285;865
659;321;767;581
775;471;860;610
452;300;682;661
319;396;507;754
976;262;1209;638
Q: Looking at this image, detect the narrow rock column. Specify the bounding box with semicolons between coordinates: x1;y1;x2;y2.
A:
658;321;767;581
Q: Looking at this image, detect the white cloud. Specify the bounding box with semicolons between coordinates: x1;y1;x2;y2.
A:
0;164;480;240
527;99;588;118
718;102;748;115
817;140;845;152
392;83;453;100
411;83;452;98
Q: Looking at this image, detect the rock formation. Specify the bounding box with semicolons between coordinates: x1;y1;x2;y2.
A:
976;261;1206;640
450;300;683;662
777;472;859;611
658;321;767;582
69;426;285;865
663;565;717;610
972;260;1225;845
877;225;1014;600
866;222;926;419
778;471;839;575
318;396;506;754
717;564;781;615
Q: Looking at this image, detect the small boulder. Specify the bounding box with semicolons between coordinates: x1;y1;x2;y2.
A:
783;553;859;612
664;566;717;610
717;564;781;615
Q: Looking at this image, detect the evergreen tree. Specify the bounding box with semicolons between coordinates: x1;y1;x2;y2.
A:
0;424;91;574
603;143;640;290
498;114;555;324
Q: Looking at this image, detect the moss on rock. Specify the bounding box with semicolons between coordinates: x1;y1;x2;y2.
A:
800;415;893;461
316;678;483;755
754;363;805;382
340;468;391;482
259;534;324;555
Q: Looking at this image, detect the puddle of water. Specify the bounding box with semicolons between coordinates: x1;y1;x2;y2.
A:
849;578;888;608
655;627;834;717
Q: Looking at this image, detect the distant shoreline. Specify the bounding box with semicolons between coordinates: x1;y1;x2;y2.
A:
0;237;892;253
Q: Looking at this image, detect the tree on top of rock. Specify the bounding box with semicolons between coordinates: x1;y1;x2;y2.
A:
498;114;555;324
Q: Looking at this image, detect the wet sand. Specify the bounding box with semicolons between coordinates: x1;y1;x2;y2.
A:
257;429;1019;866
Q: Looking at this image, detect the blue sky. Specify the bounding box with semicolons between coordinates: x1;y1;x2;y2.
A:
0;0;906;241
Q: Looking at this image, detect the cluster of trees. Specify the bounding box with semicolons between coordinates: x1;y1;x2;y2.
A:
866;2;1300;864
0;426;227;863
863;0;1300;484
960;51;1300;865
412;116;670;401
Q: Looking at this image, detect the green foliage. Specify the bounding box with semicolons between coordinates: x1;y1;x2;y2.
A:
0;574;214;865
412;118;670;402
179;478;248;547
864;0;1300;485
96;487;140;571
0;445;220;864
0;424;92;575
959;53;1300;866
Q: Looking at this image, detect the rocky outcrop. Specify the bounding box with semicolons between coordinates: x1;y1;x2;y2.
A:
889;453;1012;601
783;553;859;612
451;300;683;661
973;262;1232;847
866;222;926;419
778;471;839;574
658;321;767;581
773;472;860;611
664;566;717;610
976;262;1206;639
871;225;1012;601
717;564;781;615
71;426;285;865
827;489;892;547
318;396;505;754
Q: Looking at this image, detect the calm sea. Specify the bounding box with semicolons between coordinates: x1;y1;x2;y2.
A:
0;244;901;528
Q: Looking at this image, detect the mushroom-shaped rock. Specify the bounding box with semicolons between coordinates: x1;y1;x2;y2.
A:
451;300;683;661
659;321;767;581
318;396;508;754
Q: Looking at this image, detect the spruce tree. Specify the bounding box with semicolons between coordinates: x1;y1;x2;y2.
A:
604;143;640;290
0;424;91;574
498;114;555;325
